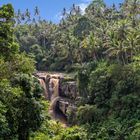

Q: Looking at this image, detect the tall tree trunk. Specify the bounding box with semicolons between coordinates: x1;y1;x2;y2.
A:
125;51;128;64
121;54;126;65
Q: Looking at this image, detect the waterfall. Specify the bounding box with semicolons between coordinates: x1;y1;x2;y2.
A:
49;78;59;100
36;72;77;126
38;78;48;99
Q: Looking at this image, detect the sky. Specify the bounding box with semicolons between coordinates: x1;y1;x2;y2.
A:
0;0;123;23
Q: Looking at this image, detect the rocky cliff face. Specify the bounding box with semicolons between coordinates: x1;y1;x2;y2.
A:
35;72;78;125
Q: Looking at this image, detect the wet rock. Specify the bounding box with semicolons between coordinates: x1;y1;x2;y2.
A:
60;81;78;99
35;72;78;125
58;100;69;115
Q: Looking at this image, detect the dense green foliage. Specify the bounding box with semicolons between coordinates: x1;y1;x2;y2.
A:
77;62;140;139
0;0;140;139
0;4;48;140
14;0;140;72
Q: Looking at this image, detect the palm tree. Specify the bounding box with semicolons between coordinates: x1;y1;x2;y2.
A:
87;32;99;61
15;9;21;24
125;27;140;60
104;20;129;64
34;6;39;16
121;0;140;27
62;8;67;17
25;9;31;23
105;39;127;64
21;13;25;21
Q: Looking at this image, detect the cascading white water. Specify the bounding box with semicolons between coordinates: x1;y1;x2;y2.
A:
38;78;48;99
49;78;59;100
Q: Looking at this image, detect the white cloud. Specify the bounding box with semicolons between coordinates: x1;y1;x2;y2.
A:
77;3;89;14
54;0;92;22
55;12;63;21
77;0;92;14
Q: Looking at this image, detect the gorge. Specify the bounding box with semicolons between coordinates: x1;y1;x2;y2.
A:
35;72;78;126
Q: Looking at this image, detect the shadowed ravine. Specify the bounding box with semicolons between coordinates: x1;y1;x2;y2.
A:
35;72;77;126
49;97;68;126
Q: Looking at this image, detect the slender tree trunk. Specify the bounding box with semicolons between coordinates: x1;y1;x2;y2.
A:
121;54;126;65
93;51;97;61
125;51;128;64
130;50;133;61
